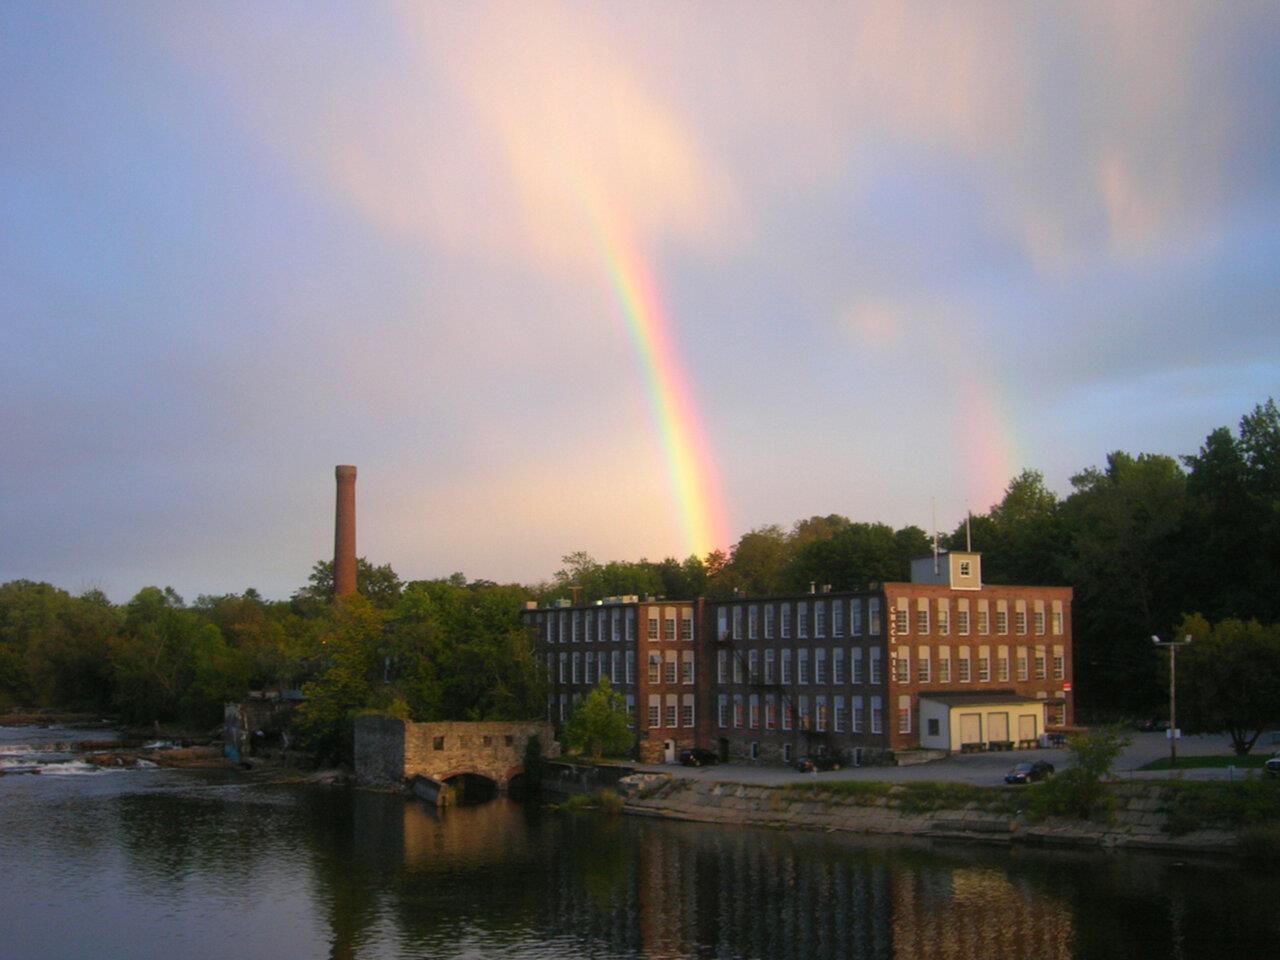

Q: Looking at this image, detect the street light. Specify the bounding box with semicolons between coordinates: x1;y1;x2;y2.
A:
1151;635;1192;767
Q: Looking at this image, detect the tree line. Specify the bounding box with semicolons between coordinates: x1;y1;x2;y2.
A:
2;398;1277;748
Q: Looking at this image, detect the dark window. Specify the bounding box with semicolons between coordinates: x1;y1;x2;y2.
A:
505;735;514;746
927;719;940;736
433;736;445;750
483;735;493;747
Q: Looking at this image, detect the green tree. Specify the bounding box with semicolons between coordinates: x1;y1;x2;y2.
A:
1179;614;1280;755
719;525;792;596
561;678;633;758
1031;725;1130;821
294;558;403;611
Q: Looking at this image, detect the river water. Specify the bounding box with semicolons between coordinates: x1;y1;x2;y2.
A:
1;725;1275;960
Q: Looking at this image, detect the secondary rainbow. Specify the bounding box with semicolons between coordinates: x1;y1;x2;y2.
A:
585;202;729;560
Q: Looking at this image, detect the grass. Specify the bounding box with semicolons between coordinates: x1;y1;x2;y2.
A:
782;779;1020;815
1160;779;1280;835
556;789;624;815
1138;754;1269;771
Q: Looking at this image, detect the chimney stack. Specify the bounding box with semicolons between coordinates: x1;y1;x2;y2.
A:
334;465;357;598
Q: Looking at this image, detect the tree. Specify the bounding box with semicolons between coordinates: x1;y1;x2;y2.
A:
1179;614;1280;755
294;558;403;611
1031;725;1130;821
720;526;792;596
561;678;633;758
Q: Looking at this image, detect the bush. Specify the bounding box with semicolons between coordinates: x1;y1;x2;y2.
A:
1162;779;1280;835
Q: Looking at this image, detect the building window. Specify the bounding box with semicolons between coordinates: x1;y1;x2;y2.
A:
798;696;811;731
765;694;777;729
681;612;693;641
560;694;569;721
997;648;1009;682
917;650;930;683
958;607;970;635
433;736;445;751
895;607;909;635
814;602;826;638
648;616;659;641
782;742;793;763
958;647;971;683
765;648;776;684
750;741;760;760
996;609;1008;635
733;652;744;684
870;647;882;685
732;606;742;640
764;604;775;639
978;607;989;635
717;608;729;640
665;613;676;640
938;646;951;683
610;651;620;683
937;601;950;636
781;649;793;684
868;598;881;636
748;605;759;639
648;653;660;684
782;699;793;731
834;696;845;732
717;649;728;684
625;608;635;641
1034;609;1045;636
1016;609;1028;635
664;653;677;685
852;648;863;684
625;695;635;718
850;599;863;636
718;695;728;728
978;648;990;682
871;696;883;734
781;605;792;639
959;560;971;577
1053;645;1065;681
682;650;695;684
916;604;929;635
927;718;940;736
733;694;744;728
682;695;695;728
895;647;910;684
648;696;660;729
1035;646;1047;680
797;603;808;638
815;648;828;684
749;694;760;729
666;698;678;729
611;609;621;642
897;695;911;734
816;695;828;732
1017;647;1029;681
572;652;581;684
585;653;596;684
798;648;810;684
852;696;864;733
626;650;635;684
583;610;593;643
558;652;567;683
833;647;845;684
832;602;843;637
748;649;759;683
1052;601;1064;635
572;611;581;643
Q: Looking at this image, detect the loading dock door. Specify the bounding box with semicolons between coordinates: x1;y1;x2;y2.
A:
959;713;982;746
1019;714;1038;742
988;713;1009;743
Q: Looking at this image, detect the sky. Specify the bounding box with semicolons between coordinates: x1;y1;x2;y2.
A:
3;2;1279;603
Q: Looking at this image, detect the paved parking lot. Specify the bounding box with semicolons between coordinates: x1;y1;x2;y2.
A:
635;732;1266;787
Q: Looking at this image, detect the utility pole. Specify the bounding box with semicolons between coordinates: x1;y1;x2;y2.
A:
1152;635;1192;767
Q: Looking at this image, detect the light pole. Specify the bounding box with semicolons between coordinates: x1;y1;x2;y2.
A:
1152;635;1192;768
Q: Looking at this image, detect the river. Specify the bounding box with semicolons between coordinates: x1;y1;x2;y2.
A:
1;725;1274;960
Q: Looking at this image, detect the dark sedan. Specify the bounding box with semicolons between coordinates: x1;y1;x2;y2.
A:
1004;760;1055;784
679;748;719;767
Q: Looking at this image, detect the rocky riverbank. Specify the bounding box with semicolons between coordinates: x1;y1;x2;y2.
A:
621;776;1241;856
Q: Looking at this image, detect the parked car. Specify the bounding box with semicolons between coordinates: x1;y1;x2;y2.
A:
795;753;843;773
678;748;718;767
1004;760;1055;784
1264;751;1280;779
1137;717;1171;733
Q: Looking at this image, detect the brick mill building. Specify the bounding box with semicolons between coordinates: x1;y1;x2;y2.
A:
523;551;1072;766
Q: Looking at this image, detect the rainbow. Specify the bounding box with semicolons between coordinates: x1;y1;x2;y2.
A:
585;203;730;560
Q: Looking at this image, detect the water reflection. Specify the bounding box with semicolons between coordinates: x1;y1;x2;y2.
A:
1;750;1276;960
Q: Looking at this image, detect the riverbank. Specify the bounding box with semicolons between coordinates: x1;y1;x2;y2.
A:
621;775;1248;856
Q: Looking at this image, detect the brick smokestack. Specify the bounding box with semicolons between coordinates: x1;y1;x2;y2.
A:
334;465;357;599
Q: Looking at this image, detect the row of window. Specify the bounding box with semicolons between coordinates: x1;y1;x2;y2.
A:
716;646;885;686
890;597;1065;638
717;693;886;735
551;650;637;686
718;598;884;642
533;607;694;645
892;644;1066;684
